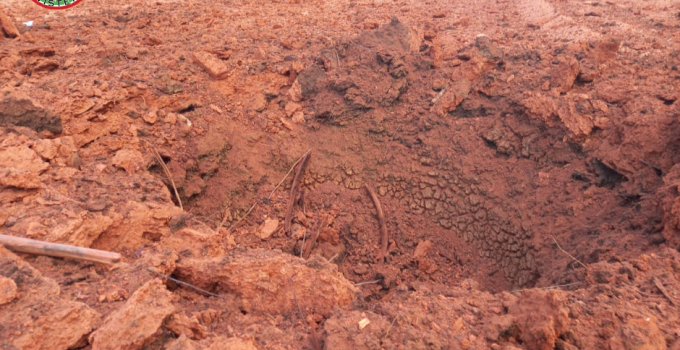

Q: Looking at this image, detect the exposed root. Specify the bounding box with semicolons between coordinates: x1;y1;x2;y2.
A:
302;214;330;259
288;274;323;350
268;149;312;201
285;151;312;234
365;184;388;264
150;146;183;210
215;205;231;233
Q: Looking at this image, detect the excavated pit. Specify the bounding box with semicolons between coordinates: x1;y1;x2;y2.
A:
175;18;660;295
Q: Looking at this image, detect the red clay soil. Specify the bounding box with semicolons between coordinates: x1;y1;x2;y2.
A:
2;0;680;349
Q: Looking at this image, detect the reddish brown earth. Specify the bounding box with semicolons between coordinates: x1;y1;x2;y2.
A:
2;0;680;349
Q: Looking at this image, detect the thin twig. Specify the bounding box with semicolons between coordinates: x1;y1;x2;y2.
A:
431;83;449;105
401;317;412;347
288;275;322;350
327;253;340;263
215;205;231;233
299;226;307;258
333;48;341;70
365;184;388;264
146;268;223;298
510;281;584;293
551;235;587;269
354;279;382;287
285;151;312;234
303;214;330;259
150;147;183;210
289;276;307;330
228;202;256;233
268;149;312;201
653;277;677;306
382;314;401;340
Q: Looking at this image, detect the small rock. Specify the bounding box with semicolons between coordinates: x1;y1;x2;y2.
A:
594;37;620;63
358;318;371;329
354;265;369;275
291;111;305;124
143;108;158;124
164;112;177;125
475;35;503;61
165;335;199;350
249;93;268;112
550;56;580;94
291;61;305;74
288;79;303;102
413;240;432;259
256;218;279;239
85;199;108;212
541;80;550;91
184;175;206;198
192;50;229;80
290;224;307;239
166;312;208;340
206;336;258;350
284;101;302;117
0;275;17;305
111;149;145;174
432;79;448;91
363;21;380;29
578;60;599;83
209;104;223;114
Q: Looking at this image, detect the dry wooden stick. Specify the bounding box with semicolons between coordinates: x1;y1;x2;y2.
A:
302;214;329;259
551;235;587;269
365;184;388;264
285;151;312;234
151;147;183;210
0;234;121;265
652;277;677;306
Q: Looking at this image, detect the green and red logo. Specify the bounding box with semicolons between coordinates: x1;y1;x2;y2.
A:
32;0;83;9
